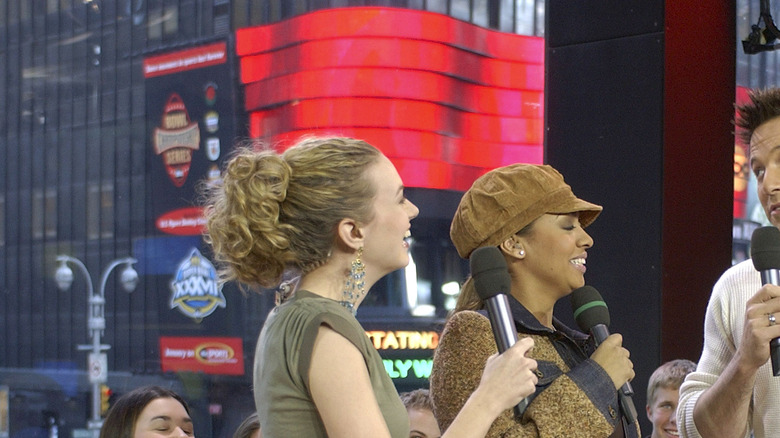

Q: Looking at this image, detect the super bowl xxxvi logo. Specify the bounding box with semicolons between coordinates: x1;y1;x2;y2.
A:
153;93;200;187
170;248;226;322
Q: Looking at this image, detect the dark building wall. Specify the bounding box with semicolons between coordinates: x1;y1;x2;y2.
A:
546;0;735;433
0;2;243;436
0;0;233;373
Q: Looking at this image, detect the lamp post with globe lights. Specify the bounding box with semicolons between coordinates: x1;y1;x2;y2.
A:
54;255;138;436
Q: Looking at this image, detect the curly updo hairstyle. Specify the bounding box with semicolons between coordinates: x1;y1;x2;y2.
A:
203;136;382;288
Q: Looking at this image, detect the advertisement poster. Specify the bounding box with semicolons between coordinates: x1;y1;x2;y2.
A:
142;42;241;341
159;336;244;376
144;41;237;237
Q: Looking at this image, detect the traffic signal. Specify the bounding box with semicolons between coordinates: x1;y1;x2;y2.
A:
100;384;112;416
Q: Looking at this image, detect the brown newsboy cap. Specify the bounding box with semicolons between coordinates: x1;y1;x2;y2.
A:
451;164;602;259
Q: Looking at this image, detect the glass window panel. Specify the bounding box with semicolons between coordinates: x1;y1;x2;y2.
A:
0;195;4;246
87;183;99;239
45;189;56;239
147;2;163;40
232;0;248;28
474;0;488;27
163;4;178;36
101;183;114;239
32;190;43;240
515;0;535;35
427;0;448;14
452;0;470;21
535;0;545;36
499;0;513;32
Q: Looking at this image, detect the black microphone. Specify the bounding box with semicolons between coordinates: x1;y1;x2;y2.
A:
570;286;638;425
750;226;780;376
470;246;530;418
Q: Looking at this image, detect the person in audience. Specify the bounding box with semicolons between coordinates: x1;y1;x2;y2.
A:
400;388;441;438
100;385;194;438
232;412;261;438
645;359;696;438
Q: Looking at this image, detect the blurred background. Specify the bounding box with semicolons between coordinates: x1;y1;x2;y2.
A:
0;0;774;436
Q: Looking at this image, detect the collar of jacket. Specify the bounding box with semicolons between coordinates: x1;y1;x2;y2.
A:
502;293;590;343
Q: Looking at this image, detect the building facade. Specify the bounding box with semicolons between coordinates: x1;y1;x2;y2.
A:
0;1;545;437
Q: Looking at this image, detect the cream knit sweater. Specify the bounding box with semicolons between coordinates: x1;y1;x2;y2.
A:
678;259;780;438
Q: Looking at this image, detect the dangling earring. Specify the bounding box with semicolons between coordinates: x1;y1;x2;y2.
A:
340;247;366;315
275;274;301;306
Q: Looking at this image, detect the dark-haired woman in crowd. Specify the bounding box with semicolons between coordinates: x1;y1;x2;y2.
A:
100;385;194;438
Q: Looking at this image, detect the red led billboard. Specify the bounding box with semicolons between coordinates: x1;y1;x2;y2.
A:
235;7;545;191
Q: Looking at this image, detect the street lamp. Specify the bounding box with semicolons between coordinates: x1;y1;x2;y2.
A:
54;255;138;436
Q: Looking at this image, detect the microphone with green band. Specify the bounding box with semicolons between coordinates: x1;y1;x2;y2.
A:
571;285;637;425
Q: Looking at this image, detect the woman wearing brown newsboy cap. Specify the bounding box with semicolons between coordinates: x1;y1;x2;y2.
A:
430;164;640;438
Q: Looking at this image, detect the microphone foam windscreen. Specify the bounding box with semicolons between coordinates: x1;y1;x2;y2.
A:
470;246;511;301
751;226;780;271
570;285;610;331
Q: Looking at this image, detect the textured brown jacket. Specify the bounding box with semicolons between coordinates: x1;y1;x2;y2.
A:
430;308;640;438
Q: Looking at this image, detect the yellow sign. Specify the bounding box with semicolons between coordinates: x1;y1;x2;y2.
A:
365;330;439;350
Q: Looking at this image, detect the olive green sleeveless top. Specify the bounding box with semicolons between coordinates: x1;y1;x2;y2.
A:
253;289;409;437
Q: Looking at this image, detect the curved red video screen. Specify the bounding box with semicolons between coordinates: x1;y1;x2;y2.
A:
236;7;544;191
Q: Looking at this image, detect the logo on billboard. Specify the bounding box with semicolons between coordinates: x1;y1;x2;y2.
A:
153;93;201;187
195;342;237;365
204;110;219;133
204;82;218;106
170;248;225;322
159;336;244;375
206;137;220;161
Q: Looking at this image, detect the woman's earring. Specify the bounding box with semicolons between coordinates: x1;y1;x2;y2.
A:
339;247;366;315
519;249;525;257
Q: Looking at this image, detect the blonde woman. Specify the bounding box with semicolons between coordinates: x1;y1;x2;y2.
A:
204;137;538;438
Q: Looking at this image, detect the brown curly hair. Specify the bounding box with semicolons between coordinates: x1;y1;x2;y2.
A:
203;136;382;288
735;87;780;148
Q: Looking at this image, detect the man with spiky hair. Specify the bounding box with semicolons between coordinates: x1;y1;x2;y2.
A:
678;88;780;438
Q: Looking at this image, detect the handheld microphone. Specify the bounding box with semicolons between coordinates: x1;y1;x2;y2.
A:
750;226;780;376
570;286;638;425
471;246;530;418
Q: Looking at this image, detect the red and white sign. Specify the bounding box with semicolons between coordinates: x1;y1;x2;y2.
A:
156;206;207;235
159;336;244;375
143;42;227;78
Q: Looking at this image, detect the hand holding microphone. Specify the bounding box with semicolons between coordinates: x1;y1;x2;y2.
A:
570;286;638;424
471;246;538;418
750;226;780;376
